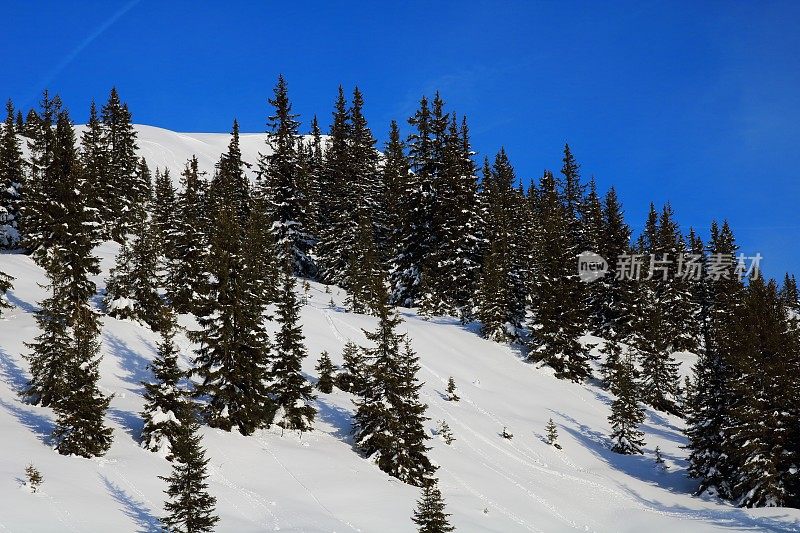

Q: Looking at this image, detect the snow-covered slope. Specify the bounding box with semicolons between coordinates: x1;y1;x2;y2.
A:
2;126;800;532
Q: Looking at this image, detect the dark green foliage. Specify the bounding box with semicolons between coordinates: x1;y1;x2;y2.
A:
167;156;209;315
141;312;190;459
315;351;335;393
270;265;316;432
160;408;219;533
353;295;435;486
545;418;561;449
780;273;799;310
25;464;43;493
0;99;24;248
0;268;12;316
191;123;273;435
445;376;459;402
527;169;592;381
257;75;315;276
105;206;165;330
336;341;367;395
377;120;410;270
437;420;455;445
152;167;177;259
608;353;645;455
412;479;455;533
475;151;526;342
344;211;384;315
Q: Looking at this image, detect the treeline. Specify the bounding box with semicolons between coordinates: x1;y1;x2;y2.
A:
0;76;799;512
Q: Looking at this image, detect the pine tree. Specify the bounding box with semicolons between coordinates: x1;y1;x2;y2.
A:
270;264;316;432
24;464;43;493
257;75;314;276
336;341;367;395
191;124;273;435
581;178;606;334
437;420;455;445
411;479;456;533
104;206;164;330
315;351;335;393
353;294;435;485
600;338;625;392
152;167;177;259
475;152;526;342
608;353;645;455
598;187;636;340
167;156;209;314
100;88;142;241
445;377;459;402
0;268;12;317
654;446;667;469
141;311;190;458
527;169;592;381
545;418;561;449
0;99;24;248
160;407;219;533
377;120;410;272
344;211;384;315
780;273;799;310
80;101;110;238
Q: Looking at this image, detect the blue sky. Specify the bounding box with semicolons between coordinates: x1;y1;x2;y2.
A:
2;1;799;279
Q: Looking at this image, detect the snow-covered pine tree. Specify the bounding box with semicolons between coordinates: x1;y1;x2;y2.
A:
167;156;209;315
104;205;165;330
0;268;12;316
780;272;799;311
0;99;24;248
608;353;645;455
445;376;459;402
411;479;456;533
344;211;384;315
21;90;62;256
336;340;367;395
100;87;142;241
80;101;112;239
152;167;177;260
377;120;410;273
191;122;273;435
527;169;592;381
315;351;335;393
475;151;526;342
685;220;742;499
545;418;561;449
559;143;587;247
160;406;219;533
580;178;606;334
353;293;435;485
600;337;625;392
257;75;314;276
141;310;190;459
419;114;481;320
270;263;316;432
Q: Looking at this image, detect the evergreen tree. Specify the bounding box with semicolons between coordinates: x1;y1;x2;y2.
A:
377;120;410;272
581;178;606;334
445;377;459;402
545;418;561;449
270;264;316;432
315;351;335;393
475;152;526;342
0;268;12;317
100;87;142;241
168;156;209;315
608;353;645;455
257;75;314;276
152;167;177;259
80;101;110;238
191;124;273;435
141;311;190;458
780;273;799;310
353;294;435;485
104;206;164;330
0;99;24;248
344;211;384;314
559;143;586;246
527;169;592;381
336;341;367;395
411;479;456;533
160;407;219;533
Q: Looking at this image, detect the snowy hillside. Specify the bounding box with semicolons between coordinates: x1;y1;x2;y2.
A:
1;126;799;532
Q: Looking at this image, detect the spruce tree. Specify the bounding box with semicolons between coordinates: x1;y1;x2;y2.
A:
191;124;273;435
608;353;645;455
780;273;799;310
315;351;335;393
270;264;316;432
344;211;384;315
167;156;209;314
377;120;410;272
353;294;435;485
0;99;24;248
0;268;12;317
598;187;636;340
105;206;164;330
527;169;592;381
445;377;459;402
257;75;314;276
475;152;526;342
336;341;367;395
160;407;219;533
152;167;177;259
141;311;190;458
411;479;456;533
545;418;561;449
80;101;111;238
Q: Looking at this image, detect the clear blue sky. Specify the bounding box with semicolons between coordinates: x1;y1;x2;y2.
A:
2;1;799;279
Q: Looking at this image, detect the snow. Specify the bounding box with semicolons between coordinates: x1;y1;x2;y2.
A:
0;127;799;531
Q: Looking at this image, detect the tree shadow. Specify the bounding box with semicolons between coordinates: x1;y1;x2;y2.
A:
0;397;53;446
101;475;161;533
108;407;144;444
314;398;354;445
104;333;153;395
4;291;37;314
0;347;30;394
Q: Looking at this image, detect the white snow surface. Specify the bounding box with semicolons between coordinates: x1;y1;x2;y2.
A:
1;127;799;531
